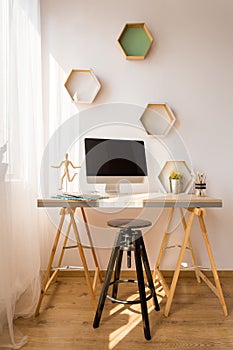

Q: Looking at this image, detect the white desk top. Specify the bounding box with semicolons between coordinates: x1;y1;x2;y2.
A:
37;193;222;209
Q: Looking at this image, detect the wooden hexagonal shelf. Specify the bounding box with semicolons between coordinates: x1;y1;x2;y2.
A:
158;160;194;193
64;69;101;104
117;23;154;60
140;103;176;137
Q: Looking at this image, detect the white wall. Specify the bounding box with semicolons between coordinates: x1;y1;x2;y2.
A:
40;0;233;269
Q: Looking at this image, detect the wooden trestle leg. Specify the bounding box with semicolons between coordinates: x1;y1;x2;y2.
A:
35;207;101;316
153;207;228;317
35;208;66;316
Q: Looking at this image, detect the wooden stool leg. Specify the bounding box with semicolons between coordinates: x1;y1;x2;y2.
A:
35;208;66;316
164;210;195;317
134;237;151;340
198;212;228;316
93;233;122;328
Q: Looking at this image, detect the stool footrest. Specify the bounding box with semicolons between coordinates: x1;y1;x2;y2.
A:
106;279;153;304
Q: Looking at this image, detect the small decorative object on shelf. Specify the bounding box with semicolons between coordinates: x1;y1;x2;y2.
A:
195;172;206;196
64;69;101;104
158;160;193;194
51;153;81;191
169;170;184;194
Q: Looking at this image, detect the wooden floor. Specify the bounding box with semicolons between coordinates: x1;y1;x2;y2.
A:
15;273;233;349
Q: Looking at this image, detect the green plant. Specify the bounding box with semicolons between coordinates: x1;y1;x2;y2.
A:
169;170;183;180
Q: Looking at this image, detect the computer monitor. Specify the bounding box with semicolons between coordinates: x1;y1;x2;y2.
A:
84;138;148;193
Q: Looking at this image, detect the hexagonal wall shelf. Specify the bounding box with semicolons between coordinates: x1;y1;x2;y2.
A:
158;160;194;193
64;69;101;104
140;103;176;137
117;23;154;60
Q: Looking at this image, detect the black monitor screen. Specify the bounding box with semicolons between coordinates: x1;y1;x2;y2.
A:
84;138;148;177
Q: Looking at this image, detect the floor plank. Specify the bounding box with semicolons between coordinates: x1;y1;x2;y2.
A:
15;275;233;349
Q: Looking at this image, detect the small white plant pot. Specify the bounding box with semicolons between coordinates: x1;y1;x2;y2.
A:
170;178;183;194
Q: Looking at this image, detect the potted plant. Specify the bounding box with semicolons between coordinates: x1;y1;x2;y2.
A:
169;170;184;194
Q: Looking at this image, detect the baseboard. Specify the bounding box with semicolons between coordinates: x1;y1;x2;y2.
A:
56;269;233;278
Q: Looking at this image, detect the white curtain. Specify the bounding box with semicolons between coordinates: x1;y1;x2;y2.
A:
0;0;44;348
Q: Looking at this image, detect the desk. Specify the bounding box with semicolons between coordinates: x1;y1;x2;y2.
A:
36;194;228;317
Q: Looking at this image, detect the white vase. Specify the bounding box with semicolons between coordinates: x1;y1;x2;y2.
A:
170;178;183;194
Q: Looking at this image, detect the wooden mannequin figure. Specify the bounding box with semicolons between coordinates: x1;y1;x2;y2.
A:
52;153;81;190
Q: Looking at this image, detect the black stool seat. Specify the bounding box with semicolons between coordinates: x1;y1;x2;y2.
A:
93;218;160;340
107;218;152;229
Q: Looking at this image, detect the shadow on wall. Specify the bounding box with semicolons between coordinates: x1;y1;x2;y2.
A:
0;143;8;181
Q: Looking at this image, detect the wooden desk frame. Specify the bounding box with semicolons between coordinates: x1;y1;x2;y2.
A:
154;207;228;317
35;207;102;316
36;195;228;318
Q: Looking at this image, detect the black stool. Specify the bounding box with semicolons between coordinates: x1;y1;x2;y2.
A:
93;218;160;340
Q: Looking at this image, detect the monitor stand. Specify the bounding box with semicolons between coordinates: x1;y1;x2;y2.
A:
105;183;120;194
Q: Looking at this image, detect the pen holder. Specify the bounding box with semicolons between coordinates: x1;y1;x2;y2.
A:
195;182;206;196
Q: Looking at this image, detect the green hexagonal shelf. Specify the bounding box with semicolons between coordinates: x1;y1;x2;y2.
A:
140;103;176;137
64;69;101;104
117;23;154;60
158;160;194;194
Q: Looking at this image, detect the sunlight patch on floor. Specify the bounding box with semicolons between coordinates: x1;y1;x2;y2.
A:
108;282;165;349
